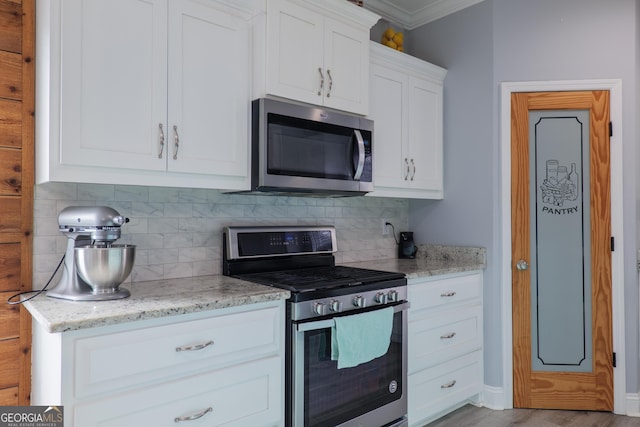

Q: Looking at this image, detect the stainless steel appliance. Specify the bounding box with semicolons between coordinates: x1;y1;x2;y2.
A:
47;206;135;301
223;226;408;427
248;98;374;196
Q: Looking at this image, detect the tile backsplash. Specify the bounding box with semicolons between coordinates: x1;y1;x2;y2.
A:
33;183;408;287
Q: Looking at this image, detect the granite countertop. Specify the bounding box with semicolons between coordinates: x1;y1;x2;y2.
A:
25;244;484;334
24;275;290;334
343;244;486;279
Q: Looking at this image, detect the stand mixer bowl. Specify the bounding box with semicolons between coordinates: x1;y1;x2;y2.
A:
74;244;136;294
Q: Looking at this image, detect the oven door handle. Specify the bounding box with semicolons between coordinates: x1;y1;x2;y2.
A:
296;301;410;333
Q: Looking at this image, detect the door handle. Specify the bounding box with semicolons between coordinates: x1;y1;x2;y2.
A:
516;259;529;271
353;130;365;180
173;125;180;160
158;123;165;159
317;67;324;96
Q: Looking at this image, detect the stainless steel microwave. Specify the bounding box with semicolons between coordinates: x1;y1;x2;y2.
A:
250;98;374;196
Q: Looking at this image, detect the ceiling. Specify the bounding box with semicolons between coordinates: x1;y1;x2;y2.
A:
363;0;485;30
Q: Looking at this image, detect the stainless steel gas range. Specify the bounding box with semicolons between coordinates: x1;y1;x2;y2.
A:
223;226;409;427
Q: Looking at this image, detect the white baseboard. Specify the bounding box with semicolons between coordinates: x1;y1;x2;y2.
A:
480;386;640;416
481;385;507;410
626;393;640;417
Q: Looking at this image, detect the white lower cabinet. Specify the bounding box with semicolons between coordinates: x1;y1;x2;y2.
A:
407;271;483;426
31;301;284;427
74;356;280;426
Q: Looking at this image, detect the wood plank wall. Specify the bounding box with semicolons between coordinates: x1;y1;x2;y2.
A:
0;0;34;405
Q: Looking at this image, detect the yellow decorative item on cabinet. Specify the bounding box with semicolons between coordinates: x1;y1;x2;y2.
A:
382;27;403;52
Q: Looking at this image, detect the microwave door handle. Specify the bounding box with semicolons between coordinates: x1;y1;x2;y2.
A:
353;129;365;180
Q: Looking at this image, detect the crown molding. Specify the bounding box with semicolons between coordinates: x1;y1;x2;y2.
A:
365;0;485;30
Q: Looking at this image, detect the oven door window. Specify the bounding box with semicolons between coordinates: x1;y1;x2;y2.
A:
267;113;371;181
301;312;403;427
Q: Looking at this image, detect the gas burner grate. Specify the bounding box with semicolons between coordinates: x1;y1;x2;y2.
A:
238;266;404;292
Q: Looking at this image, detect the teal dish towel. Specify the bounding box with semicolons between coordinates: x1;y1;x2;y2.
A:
331;306;394;369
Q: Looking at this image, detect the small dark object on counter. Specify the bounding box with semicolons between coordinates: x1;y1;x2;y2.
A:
398;231;418;259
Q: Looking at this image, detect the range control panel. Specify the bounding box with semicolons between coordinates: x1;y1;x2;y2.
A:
225;226;337;259
290;286;408;321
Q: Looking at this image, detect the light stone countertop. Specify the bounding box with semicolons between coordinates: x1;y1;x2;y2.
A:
342;244;486;279
24;244;484;334
24;275;290;333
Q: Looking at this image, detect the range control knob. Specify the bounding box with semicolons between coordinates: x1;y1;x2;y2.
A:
313;302;327;316
352;295;366;308
329;300;343;313
374;292;388;304
387;290;399;303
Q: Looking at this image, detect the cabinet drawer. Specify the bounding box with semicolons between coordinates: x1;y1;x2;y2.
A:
409;306;482;374
73;355;282;427
408;272;481;312
73;306;281;398
408;351;482;427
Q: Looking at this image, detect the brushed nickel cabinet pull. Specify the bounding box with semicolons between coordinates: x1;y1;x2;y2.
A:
174;407;212;422
404;158;410;180
440;332;457;339
326;69;332;97
158;123;165;159
440;380;457;389
175;340;214;352
173;125;180;160
440;291;457;297
317;67;324;96
410;158;416;180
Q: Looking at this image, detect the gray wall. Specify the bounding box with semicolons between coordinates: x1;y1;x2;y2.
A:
407;0;639;393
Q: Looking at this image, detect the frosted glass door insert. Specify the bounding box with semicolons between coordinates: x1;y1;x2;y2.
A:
528;110;591;372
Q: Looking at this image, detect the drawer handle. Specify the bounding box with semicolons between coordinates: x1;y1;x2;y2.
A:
440;380;457;389
175;340;214;352
175;406;212;423
440;332;457;339
440;291;457;297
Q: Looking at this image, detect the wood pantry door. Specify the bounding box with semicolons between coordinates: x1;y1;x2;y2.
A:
511;91;612;410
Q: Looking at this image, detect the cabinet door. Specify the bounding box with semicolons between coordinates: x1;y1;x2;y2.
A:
167;0;250;182
323;17;369;115
408;352;483;427
73;356;282;427
59;0;168;171
266;0;324;106
369;63;408;188
407;76;443;195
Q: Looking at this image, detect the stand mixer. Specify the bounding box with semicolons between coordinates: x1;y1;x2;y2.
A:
47;206;136;301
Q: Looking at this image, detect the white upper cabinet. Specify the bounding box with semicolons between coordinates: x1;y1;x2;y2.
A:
255;0;380;115
368;42;447;199
36;0;252;190
167;1;251;179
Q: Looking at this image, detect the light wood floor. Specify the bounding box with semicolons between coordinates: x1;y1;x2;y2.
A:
425;404;640;426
